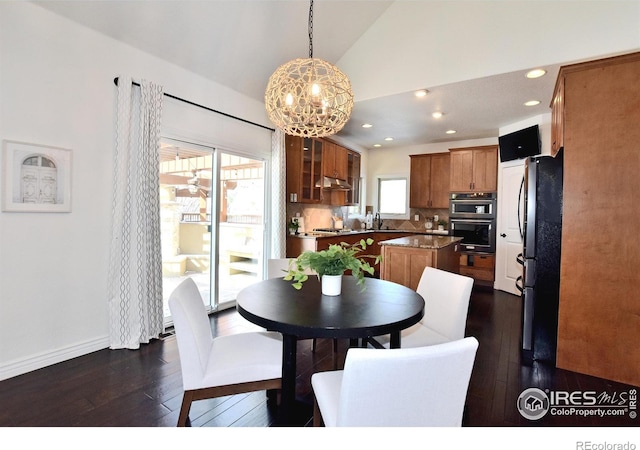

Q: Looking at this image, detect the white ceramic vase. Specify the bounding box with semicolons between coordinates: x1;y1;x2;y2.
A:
322;274;342;296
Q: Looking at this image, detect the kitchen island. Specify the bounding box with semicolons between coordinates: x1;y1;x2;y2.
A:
379;235;462;290
286;229;449;278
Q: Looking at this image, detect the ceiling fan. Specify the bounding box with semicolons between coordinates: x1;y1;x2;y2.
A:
176;170;210;194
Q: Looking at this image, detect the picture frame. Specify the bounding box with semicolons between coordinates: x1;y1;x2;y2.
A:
2;140;72;212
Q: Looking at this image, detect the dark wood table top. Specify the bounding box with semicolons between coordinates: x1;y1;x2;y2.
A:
236;276;425;339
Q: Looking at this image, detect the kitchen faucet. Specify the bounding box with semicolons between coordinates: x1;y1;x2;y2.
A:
374;212;383;230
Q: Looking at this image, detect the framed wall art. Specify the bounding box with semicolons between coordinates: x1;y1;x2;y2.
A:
2;140;72;212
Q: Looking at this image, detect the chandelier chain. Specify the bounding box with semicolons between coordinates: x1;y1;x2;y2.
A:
308;0;314;58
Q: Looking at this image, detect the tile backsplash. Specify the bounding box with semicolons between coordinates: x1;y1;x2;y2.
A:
287;203;449;233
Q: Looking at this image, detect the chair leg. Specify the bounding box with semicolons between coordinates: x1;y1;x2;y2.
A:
313;397;324;427
177;391;194;427
312;338;317;352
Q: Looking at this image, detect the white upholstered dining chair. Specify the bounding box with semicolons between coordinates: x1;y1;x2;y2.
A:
267;257;300;280
169;277;282;426
374;266;474;348
311;337;479;426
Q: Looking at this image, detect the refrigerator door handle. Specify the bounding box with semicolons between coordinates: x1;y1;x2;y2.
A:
515;275;524;294
517;176;524;239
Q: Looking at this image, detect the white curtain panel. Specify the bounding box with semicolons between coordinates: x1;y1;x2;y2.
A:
108;76;164;349
271;129;286;258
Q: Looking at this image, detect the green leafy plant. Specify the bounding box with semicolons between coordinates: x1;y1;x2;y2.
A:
284;238;381;290
288;218;300;234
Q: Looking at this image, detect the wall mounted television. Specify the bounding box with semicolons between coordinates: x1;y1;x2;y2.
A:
498;124;541;162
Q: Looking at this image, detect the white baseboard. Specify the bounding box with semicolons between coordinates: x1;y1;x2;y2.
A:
0;336;110;381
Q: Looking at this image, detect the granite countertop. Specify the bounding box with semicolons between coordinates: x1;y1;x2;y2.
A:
378;234;462;249
290;229;449;239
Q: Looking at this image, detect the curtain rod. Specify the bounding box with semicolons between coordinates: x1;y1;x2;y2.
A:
113;77;275;132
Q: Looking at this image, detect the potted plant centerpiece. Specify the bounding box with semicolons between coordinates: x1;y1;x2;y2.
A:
284;238;380;296
288;218;300;235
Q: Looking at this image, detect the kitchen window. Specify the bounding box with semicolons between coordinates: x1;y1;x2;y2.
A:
377;177;409;219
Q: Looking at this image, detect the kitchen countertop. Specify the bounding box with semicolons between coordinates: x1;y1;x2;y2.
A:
378;235;462;249
291;229;449;239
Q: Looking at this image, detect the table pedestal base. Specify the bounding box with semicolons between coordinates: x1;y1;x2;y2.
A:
272;400;313;427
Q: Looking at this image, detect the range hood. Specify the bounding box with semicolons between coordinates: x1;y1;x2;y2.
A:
315;176;351;190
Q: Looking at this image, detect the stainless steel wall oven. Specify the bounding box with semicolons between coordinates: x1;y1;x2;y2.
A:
449;193;497;253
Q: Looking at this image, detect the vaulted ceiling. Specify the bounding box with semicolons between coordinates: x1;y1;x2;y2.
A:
34;1;640;150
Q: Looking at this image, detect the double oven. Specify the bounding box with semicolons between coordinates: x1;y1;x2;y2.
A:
449;192;496;253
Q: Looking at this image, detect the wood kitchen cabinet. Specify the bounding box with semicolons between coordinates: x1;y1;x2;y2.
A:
286;231;413;277
345;150;361;205
287;233;379;258
459;252;494;289
286;135;323;203
286;135;359;206
550;75;564;156
554;52;640;387
379;236;461;291
449;145;498;192
322;140;348;180
409;152;450;208
322;141;354;206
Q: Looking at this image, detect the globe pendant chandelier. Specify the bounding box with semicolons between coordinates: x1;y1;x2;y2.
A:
265;0;354;138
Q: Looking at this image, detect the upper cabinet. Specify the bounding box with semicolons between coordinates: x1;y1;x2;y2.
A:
409;152;450;208
345;150;361;205
449;145;498;192
550;76;565;156
286;135;323;203
323;141;348;180
285;135;360;206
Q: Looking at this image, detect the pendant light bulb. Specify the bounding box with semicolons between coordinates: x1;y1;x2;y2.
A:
285;93;294;106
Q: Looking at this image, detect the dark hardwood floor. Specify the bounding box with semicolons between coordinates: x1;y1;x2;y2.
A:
0;288;637;427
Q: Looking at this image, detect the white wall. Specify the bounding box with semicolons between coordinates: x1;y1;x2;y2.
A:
365;137;498;209
365;110;556;210
341;1;640;101
0;2;271;380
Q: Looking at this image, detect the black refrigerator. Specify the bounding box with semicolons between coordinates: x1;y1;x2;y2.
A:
516;149;563;364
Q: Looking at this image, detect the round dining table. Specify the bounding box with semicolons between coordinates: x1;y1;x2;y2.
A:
236;275;425;425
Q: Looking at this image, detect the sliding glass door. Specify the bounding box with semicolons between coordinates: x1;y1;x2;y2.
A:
214;151;265;309
159;139;266;321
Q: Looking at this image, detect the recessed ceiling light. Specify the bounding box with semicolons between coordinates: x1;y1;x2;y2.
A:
526;69;547;79
446;130;456;134
432;112;443;119
373;144;382;148
415;89;428;98
524;100;541;106
384;137;393;141
362;123;373;128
